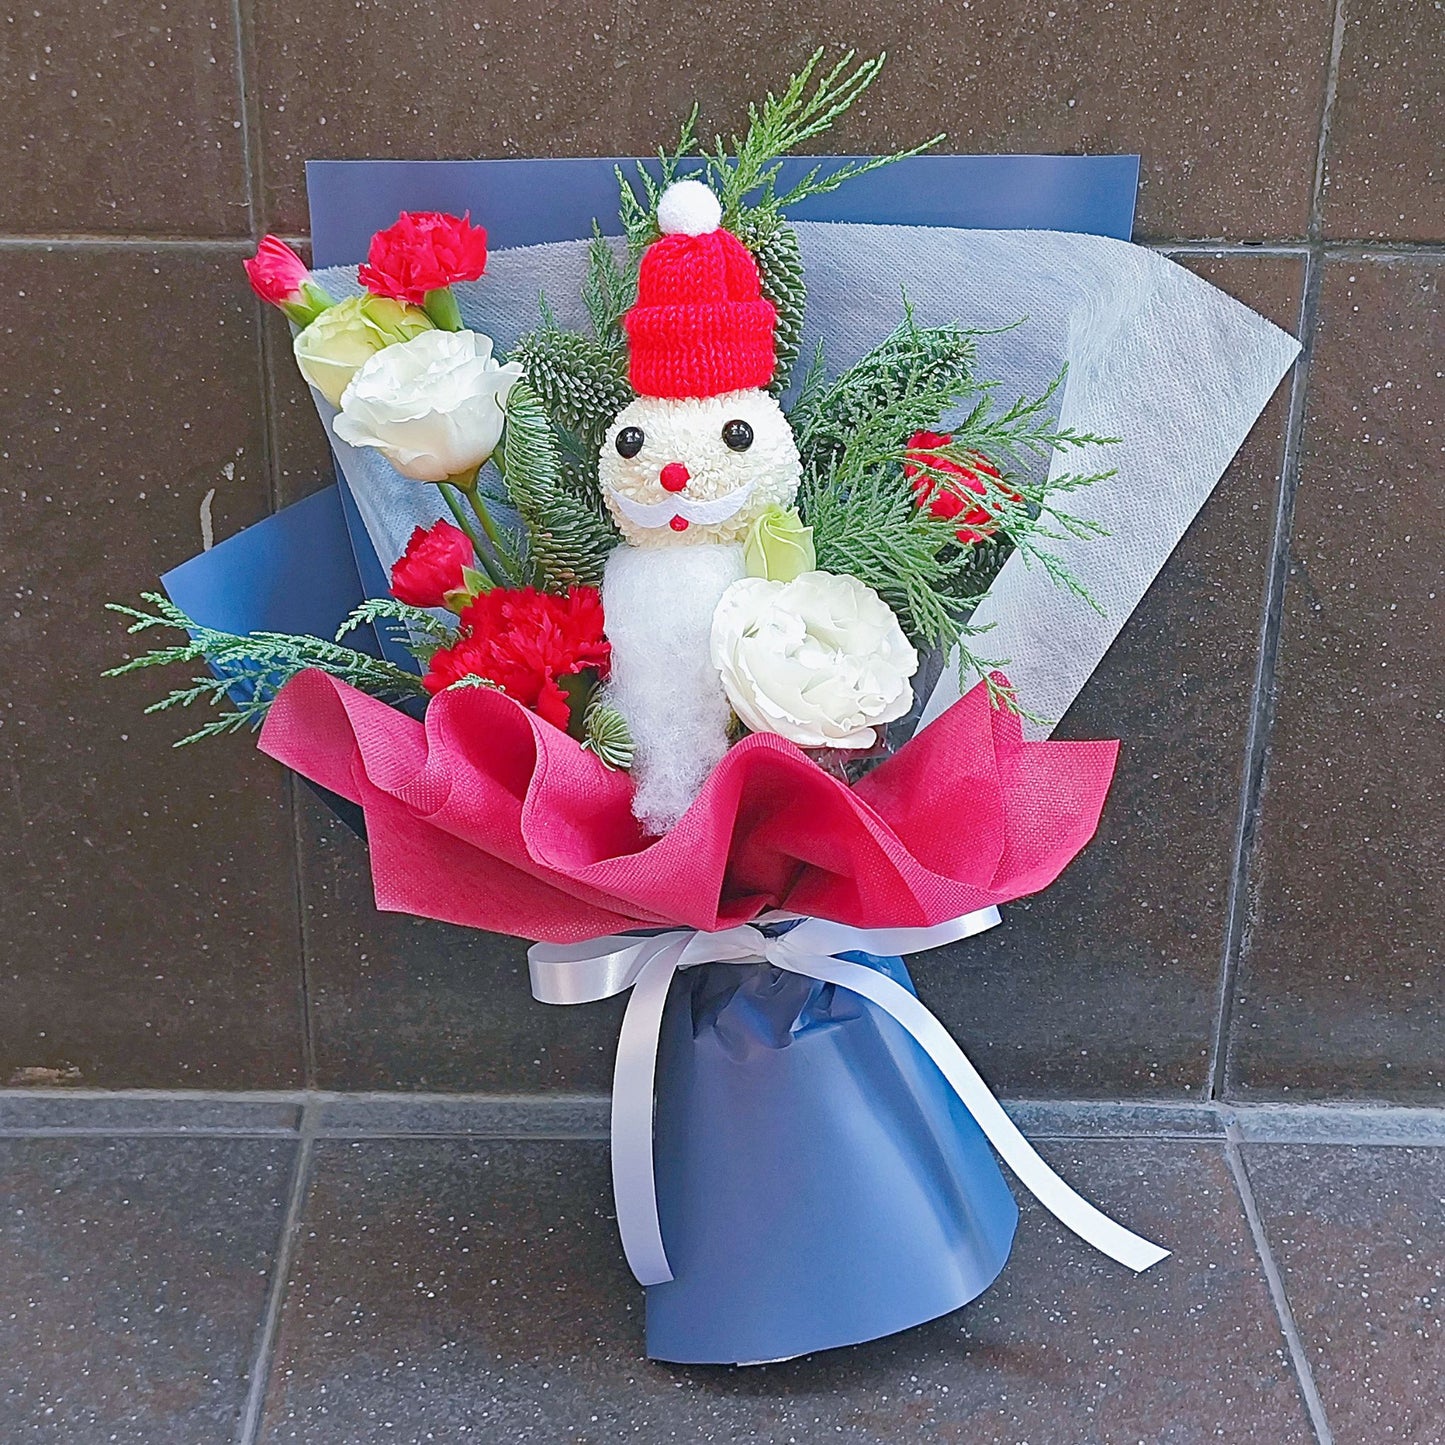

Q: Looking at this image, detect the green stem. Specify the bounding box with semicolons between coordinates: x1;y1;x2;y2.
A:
438;484;502;588
456;476;525;585
423;287;463;331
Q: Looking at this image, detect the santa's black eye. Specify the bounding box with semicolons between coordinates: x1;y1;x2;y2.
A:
615;426;645;458
722;419;754;451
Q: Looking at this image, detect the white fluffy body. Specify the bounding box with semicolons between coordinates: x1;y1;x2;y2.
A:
599;390;801;547
602;542;744;835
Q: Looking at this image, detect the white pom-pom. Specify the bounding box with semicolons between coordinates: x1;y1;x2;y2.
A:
656;179;722;237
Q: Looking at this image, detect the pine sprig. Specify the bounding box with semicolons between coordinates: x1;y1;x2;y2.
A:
512;317;633;452
105;593;427;746
499;379;619;590
580;699;634;770
580;228;635;353
732;210;808;395
794;311;1117;704
617;106;701;254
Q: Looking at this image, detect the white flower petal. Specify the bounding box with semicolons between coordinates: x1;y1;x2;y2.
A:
710;571;918;750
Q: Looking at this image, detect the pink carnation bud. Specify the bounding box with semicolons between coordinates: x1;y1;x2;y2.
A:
243;235;311;307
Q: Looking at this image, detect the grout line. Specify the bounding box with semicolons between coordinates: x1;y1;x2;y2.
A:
1205;0;1349;1101
227;0;258;240
235;1103;317;1445
8;1092;1445;1143
0;235;258;248
1309;0;1351;248
1205;249;1319;1099
1205;255;1317;1100
1224;1125;1336;1444
287;772;318;1091
229;0;310;1101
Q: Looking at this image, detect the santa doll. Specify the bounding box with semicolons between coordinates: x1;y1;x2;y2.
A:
598;179;803;833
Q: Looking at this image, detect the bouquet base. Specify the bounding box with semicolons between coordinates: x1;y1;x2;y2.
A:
646;953;1018;1364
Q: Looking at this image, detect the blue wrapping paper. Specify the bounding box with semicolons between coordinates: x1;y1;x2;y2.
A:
649;952;1018;1363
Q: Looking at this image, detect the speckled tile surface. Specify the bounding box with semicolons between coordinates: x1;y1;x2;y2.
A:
257;1136;1313;1443
0;1136;295;1443
0;246;305;1090
0;0;249;236
1244;1145;1445;1445
1228;260;1445;1100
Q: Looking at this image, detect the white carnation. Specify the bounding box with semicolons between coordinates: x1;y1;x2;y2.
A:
333;329;523;482
710;571;918;749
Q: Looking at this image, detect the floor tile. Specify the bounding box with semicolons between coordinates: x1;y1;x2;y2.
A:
297;789;625;1092
0;1136;295;1443
0;245;305;1088
259;1136;1312;1442
1244;1144;1445;1444
0;0;249;236
612;1;1335;241
1229;260;1444;1100
911;256;1299;1099
1322;2;1445;241
249;0;624;235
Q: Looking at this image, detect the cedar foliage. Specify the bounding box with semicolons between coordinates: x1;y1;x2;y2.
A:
105;594;427;745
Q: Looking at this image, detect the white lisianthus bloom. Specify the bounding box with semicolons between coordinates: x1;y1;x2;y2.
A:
333;329;523;482
710;571;918;748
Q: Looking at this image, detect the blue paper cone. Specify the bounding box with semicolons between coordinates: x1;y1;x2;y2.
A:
646;953;1018;1364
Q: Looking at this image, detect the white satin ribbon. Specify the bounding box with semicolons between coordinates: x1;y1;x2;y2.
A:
529;911;1170;1286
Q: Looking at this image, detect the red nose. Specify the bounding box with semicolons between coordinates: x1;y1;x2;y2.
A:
660;462;690;493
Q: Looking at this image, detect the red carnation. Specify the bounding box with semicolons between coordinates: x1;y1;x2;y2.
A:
358;211;489;306
389;520;476;612
423;586;610;732
903;430;1017;545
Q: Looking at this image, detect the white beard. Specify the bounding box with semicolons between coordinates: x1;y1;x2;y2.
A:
602;543;744;835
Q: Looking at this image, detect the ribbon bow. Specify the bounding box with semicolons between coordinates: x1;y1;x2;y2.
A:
530;910;1169;1287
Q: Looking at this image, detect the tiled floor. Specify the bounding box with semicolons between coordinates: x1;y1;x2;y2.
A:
3;1098;1441;1443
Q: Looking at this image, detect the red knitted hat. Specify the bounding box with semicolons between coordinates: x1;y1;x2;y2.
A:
624;180;777;400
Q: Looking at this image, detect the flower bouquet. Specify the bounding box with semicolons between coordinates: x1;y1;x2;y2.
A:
110;53;1299;1364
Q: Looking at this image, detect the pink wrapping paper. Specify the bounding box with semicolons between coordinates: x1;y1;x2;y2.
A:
258;668;1119;943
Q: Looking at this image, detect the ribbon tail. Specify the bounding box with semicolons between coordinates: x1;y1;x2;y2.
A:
784;954;1171;1273
609;943;684;1286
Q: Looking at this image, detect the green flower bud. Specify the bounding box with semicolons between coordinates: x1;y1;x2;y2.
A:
293;294;433;408
743;505;816;583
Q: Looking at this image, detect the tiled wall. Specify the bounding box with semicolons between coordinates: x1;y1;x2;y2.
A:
1;2;1438;1099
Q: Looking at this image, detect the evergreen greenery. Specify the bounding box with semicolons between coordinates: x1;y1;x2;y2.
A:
110;51;1114;747
511;318;632;454
580;700;635;771
105;593;427;746
795;313;1116;700
335;597;457;664
499;378;620;589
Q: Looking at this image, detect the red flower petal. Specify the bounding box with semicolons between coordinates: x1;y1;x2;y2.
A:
358;211;489;305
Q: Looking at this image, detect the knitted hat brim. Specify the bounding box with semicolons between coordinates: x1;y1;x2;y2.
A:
625;299;778;399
